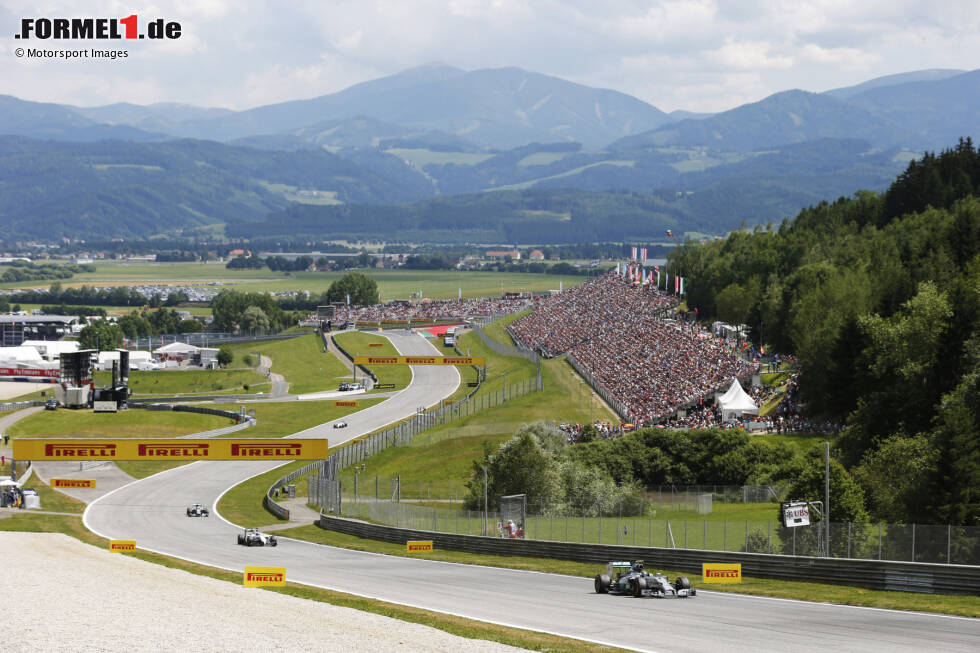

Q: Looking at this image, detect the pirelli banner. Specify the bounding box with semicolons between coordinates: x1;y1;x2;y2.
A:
13;438;329;461
353;355;485;366
51;478;96;489
702;563;742;583
243;566;286;587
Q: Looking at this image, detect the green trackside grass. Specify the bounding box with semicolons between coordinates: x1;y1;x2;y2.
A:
334;331;412;391
0;512;628;653
210;398;383;437
16;262;587;300
15;475;87;513
8;409;232;439
220;332;350;395
216;460;308;527
276;525;980;618
94;368;266;396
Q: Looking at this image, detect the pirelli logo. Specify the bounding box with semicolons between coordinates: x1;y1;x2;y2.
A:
44;443;117;458
243;566;286;587
15;438;328;461
368;343;384;347
406;540;434;553
51;478;96;489
334;400;358;407
230;442;303;458
138;443;210;457
354;356;485;366
110;540;136;553
702;563;742;583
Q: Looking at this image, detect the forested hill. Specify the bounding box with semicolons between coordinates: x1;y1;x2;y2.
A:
673;137;980;526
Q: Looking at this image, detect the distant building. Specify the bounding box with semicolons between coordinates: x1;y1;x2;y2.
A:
528;249;545;260
485;250;521;261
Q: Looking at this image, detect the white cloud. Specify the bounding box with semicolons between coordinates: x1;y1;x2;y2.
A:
2;0;978;114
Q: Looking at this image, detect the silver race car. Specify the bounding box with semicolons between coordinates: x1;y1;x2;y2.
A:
186;503;209;517
237;528;278;547
594;561;696;598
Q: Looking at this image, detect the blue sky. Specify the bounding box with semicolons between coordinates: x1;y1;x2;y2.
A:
3;0;978;112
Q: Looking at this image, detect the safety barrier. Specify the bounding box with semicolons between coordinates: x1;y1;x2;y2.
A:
316;514;980;595
328;331;378;385
130;403;246;423
265;460;326;520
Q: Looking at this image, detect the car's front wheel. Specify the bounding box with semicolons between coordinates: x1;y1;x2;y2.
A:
594;573;610;594
632;577;646;597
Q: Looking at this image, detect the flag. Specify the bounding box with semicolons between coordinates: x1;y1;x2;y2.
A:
346;293;350;306
631;246;638;260
680;276;685;295
458;287;462;299
559;280;563;291
675;275;680;293
616;262;621;276
656;269;660;288
641;248;647;262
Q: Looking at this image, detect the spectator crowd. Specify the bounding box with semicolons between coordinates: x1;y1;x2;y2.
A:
328;296;537;324
509;272;758;426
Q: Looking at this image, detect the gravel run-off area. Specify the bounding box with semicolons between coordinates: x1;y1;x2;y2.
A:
6;532;528;653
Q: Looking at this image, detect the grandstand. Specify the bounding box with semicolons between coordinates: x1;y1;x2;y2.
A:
509;271;757;425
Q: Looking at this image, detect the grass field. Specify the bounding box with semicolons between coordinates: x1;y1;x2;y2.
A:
337;316;618;493
216;459;307;527
221;332;350;395
2;261;587;300
210;398;383;437
94;368;266;396
8;409;232;438
333;331;412;391
18;475;87;513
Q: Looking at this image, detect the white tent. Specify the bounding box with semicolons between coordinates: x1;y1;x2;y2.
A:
97;350;154;370
717;378;759;422
0;346;45;365
21;340;79;361
152;342;199;355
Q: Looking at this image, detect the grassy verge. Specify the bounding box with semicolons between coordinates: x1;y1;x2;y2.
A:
0;512;627;652
210;398;383;437
95;368;265;396
222;333;350;395
216;460;306;527
279;524;980;617
334;331;412;391
16;474;88;513
9;409;232;438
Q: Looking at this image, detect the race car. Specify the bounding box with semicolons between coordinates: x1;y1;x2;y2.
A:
594;561;696;598
237;528;277;547
186;503;209;517
333;421;347;429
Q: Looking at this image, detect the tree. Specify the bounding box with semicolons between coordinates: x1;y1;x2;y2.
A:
240;306;270;332
325;272;378;306
78;320;123;351
216;347;233;367
786;449;868;524
853;435;936;523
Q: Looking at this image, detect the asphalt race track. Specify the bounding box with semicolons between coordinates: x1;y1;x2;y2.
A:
85;331;980;652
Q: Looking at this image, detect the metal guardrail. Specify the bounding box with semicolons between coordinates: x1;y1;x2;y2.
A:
316;515;980;595
0;400;44;411
328;331;378;385
130;403;246;423
265;460;326;520
566;352;631;421
473;324;539;363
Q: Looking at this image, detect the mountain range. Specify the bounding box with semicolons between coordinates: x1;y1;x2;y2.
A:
0;65;977;242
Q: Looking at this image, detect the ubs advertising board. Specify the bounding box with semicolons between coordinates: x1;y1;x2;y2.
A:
13;438;328;461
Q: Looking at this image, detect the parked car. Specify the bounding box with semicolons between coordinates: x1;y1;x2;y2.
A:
44;398;59;411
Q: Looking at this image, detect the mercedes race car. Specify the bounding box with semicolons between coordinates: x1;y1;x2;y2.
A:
186;503;209;517
333;421;347;429
237;528;278;547
594;561;696;598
